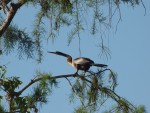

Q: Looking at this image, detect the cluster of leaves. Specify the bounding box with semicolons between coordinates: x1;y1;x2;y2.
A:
103;105;147;113
0;66;147;113
1;24;36;59
0;0;141;62
0;66;58;113
67;69;136;113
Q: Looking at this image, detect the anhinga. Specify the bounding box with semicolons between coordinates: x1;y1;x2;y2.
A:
48;51;107;73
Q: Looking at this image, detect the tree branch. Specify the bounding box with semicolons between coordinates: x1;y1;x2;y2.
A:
17;73;76;96
0;1;24;37
17;72;93;97
12;70;135;112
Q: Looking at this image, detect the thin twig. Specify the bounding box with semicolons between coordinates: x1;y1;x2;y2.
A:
141;0;146;16
115;5;122;33
0;1;25;36
75;0;81;56
65;77;85;107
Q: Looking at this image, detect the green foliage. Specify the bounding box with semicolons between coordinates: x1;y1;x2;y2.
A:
97;43;111;60
103;105;147;113
0;63;146;112
2;24;36;59
67;25;83;46
74;106;89;113
135;105;147;113
0;65;6;78
36;71;58;87
13;96;31;113
7;79;55;113
121;0;140;5
0;0;142;61
0;104;6;113
68;69;136;113
0;66;58;112
2;76;22;92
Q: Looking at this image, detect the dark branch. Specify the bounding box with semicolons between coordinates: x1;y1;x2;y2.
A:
17;73;76;96
17;69;111;96
0;1;24;36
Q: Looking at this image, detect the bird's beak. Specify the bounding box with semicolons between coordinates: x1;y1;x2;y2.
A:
47;51;58;55
48;51;56;54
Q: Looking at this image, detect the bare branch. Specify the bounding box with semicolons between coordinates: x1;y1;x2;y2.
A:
0;1;24;36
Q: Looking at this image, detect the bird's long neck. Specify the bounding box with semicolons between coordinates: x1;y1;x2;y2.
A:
54;52;73;66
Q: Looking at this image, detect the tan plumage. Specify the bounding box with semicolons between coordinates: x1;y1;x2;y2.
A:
48;51;107;73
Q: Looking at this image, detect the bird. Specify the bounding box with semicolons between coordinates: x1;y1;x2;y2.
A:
48;51;107;74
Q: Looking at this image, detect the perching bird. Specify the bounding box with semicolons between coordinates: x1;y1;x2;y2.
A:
48;51;107;73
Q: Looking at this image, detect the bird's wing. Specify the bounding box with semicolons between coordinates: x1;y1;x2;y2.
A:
73;57;94;65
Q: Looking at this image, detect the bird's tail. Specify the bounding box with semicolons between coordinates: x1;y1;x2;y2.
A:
93;63;107;68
